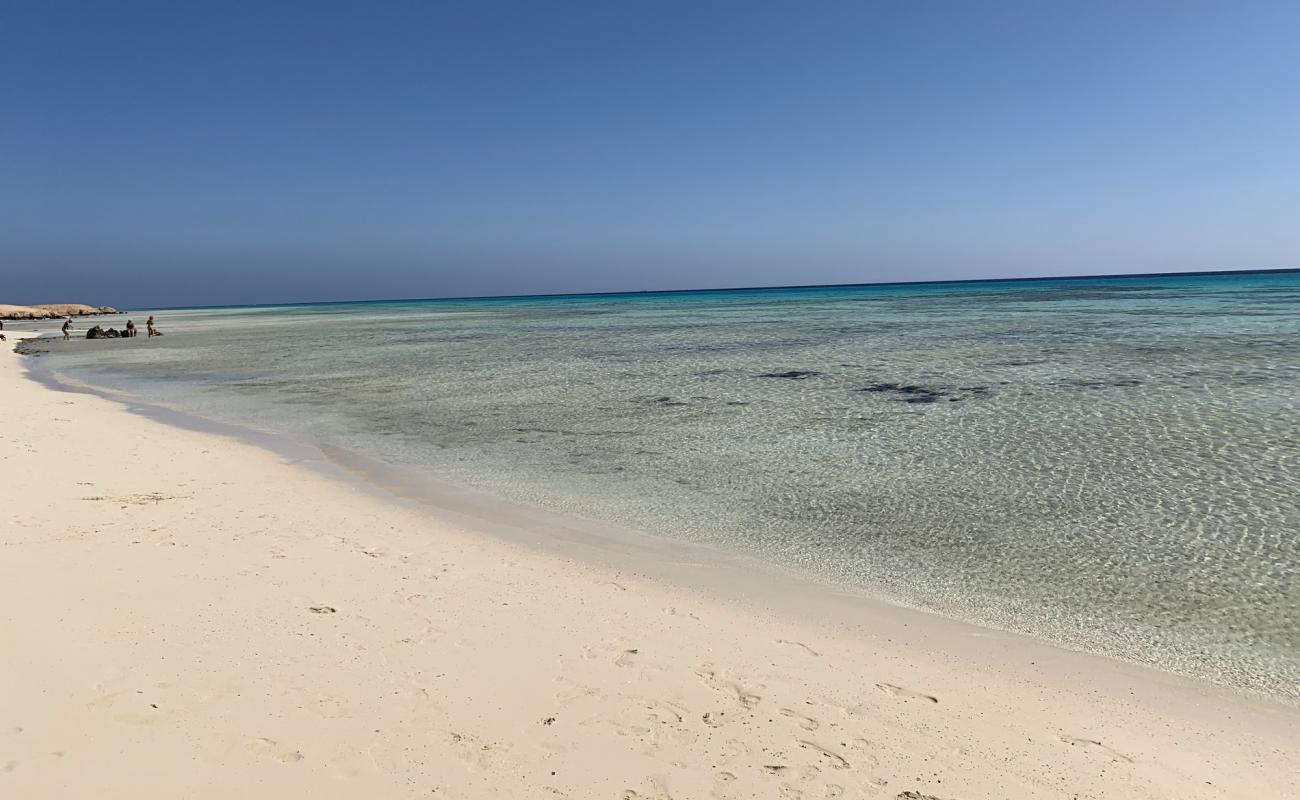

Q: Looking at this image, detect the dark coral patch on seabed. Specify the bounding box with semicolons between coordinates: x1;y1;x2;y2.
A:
860;383;993;404
756;370;823;380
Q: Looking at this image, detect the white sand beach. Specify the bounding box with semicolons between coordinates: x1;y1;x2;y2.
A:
2;331;1297;799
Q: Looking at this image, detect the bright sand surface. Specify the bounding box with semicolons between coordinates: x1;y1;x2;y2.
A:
2;333;1298;799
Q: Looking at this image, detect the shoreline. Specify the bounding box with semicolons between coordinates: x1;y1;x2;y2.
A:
4;330;1298;798
22;345;1299;709
22;334;1299;706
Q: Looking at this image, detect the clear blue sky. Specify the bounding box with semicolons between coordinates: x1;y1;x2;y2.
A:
4;1;1299;307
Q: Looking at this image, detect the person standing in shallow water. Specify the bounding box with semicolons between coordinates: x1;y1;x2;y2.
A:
62;318;73;340
146;316;155;337
125;319;136;337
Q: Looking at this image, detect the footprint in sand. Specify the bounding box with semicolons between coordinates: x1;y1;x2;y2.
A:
776;639;821;657
397;624;446;646
844;738;881;768
308;605;337;614
249;737;304;764
621;778;674;800
1059;734;1134;763
780;707;820;731
696;665;763;708
447;730;508;771
647;700;687;726
735;686;762;708
797;740;850;770
874;683;938;704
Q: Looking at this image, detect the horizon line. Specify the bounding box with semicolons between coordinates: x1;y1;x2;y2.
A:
142;265;1299;312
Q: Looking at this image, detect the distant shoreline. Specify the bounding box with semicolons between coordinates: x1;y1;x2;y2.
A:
0;303;119;320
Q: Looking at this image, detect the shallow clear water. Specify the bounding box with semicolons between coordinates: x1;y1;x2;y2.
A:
30;272;1300;698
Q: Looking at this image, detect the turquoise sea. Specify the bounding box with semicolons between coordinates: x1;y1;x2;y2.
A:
25;270;1300;699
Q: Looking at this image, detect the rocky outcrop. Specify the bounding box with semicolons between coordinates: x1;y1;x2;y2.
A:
84;324;154;340
0;304;118;320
